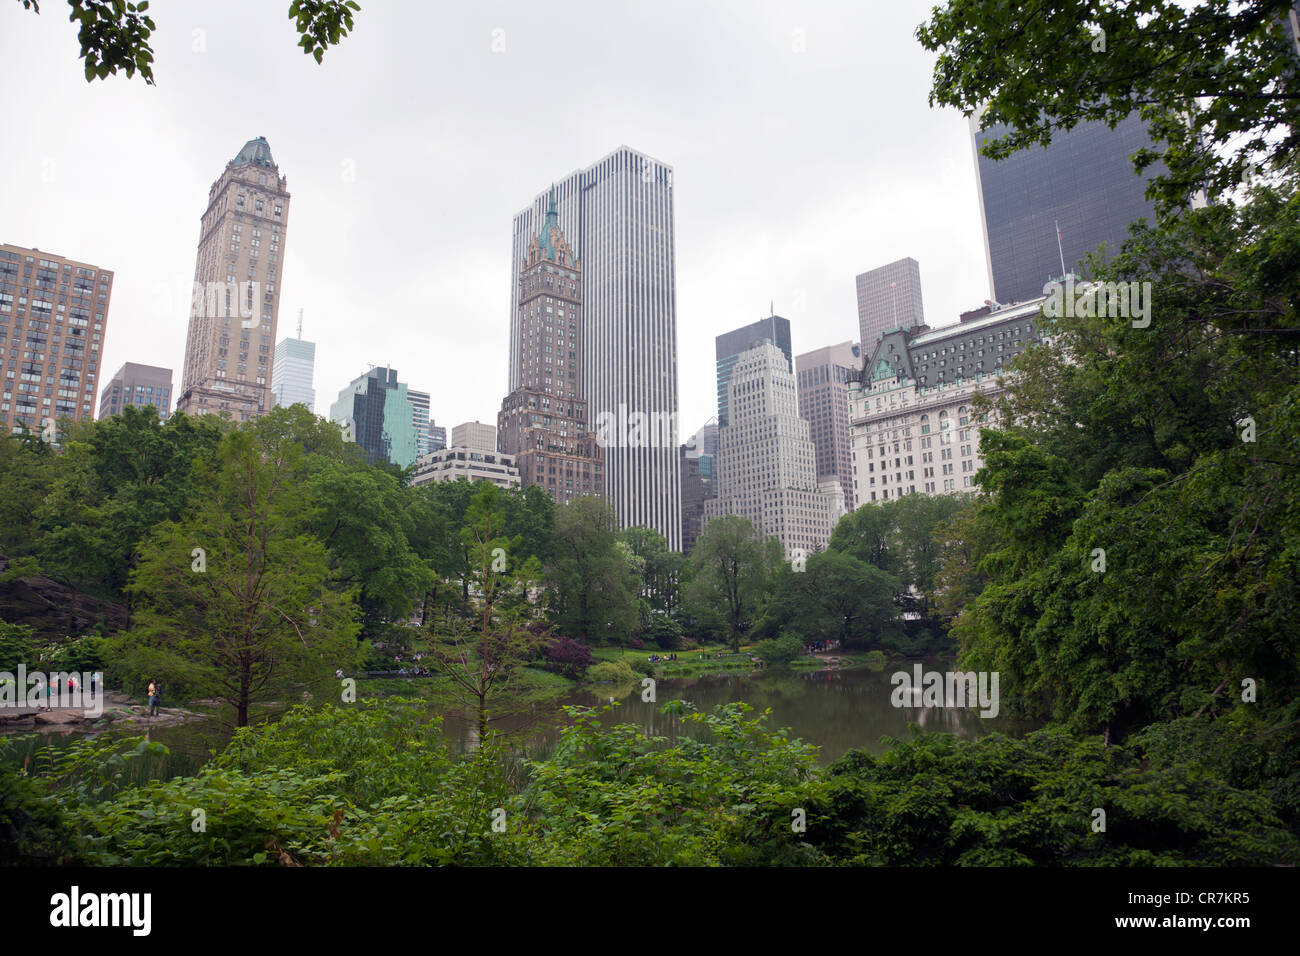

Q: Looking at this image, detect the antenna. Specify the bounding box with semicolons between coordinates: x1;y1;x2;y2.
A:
1055;219;1067;278
297;308;303;339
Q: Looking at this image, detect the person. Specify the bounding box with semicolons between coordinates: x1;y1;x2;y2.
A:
147;679;160;717
90;671;97;694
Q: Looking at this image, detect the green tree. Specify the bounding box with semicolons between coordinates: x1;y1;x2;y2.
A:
685;516;782;652
754;550;899;650
426;484;541;738
125;429;360;726
918;0;1300;216
15;0;362;85
545;496;638;644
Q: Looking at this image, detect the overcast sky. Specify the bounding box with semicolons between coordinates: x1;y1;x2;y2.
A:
0;0;991;436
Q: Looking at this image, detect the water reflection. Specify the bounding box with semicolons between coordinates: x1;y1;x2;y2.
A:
440;666;1033;763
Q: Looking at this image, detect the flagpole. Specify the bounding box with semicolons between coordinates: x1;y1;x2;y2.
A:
1055;219;1067;277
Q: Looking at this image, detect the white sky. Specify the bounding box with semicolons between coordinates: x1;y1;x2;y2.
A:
0;0;991;435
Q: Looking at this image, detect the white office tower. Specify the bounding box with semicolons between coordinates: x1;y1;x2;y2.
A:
407;389;431;455
271;336;316;413
511;146;681;549
704;342;837;558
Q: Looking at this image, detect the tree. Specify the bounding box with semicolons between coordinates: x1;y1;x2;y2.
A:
918;0;1300;216
426;484;540;739
621;525;685;617
685;516;781;652
545;496;638;644
14;0;362;85
754;550;899;650
126;429;360;726
949;172;1300;738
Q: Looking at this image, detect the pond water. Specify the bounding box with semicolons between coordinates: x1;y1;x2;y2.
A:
441;666;1032;762
1;664;1034;779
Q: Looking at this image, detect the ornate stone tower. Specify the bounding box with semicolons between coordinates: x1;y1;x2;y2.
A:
498;188;604;503
175;136;289;421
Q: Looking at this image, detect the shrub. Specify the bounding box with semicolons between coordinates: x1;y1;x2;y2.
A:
543;637;594;679
588;660;636;684
755;633;802;665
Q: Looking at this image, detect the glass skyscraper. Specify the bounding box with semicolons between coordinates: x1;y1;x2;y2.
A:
715;315;791;429
970;113;1159;305
271;336;315;413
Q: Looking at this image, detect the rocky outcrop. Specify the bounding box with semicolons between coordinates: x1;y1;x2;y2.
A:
0;555;127;641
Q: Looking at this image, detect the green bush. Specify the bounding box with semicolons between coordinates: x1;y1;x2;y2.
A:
755;633;801;665
587;660;636;684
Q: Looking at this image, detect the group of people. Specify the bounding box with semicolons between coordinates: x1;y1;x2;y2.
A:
647;653;678;663
803;639;841;655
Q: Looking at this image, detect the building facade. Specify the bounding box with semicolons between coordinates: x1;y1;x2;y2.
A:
855;258;926;353
511;146;680;548
407;389;431;456
848;298;1045;504
411;446;520;489
796;341;860;511
715;315;792;428
971;114;1158;305
329;366;419;468
100;362;172;419
498;193;603;504
452;420;498;454
0;244;112;434
175;136;290;422
429;420;446;452
271;335;315;412
704;342;837;558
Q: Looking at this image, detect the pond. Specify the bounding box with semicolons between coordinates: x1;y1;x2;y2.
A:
440;665;1032;762
1;664;1034;779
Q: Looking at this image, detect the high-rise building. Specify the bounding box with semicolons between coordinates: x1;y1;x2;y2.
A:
855;258;926;353
680;445;714;555
971;113;1158;305
429;420;446;452
796;341;861;511
407;389;431;456
411;446;520;490
0;244;112;434
511;146;680;548
680;417;718;552
704;342;837;558
452;421;497;454
271;336;315;413
329;366;419;468
715;315;792;429
498;191;603;504
175;136;290;422
100;362;172;420
849;297;1046;503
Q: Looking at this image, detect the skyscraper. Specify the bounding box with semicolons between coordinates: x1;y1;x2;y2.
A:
0;244;112;435
407;389;431;455
100;363;172;420
175;136;290;422
511;146;680;548
452;421;497;453
329;366;418;468
855;258;926;353
705;342;837;558
272;336;316;412
796;341;860;511
429;420;446;452
715;314;792;428
498;191;603;504
970;113;1158;305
